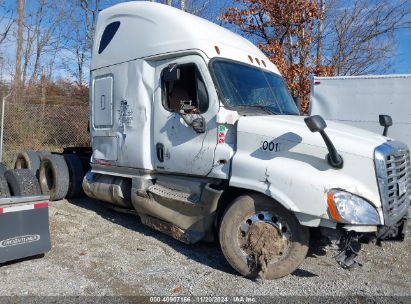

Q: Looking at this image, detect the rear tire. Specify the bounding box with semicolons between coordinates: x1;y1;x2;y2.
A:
14;149;41;175
63;154;85;198
219;193;309;279
4;169;41;196
39;154;69;201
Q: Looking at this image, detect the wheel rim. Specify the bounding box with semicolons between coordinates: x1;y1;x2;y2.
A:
237;211;292;270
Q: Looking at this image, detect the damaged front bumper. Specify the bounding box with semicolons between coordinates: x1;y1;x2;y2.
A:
377;215;408;241
320;213;409;269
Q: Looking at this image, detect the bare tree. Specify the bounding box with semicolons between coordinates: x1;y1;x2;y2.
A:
15;0;25;91
186;0;211;17
316;0;325;67
324;0;410;75
71;23;89;87
61;0;91;87
145;0;222;20
18;0;67;88
21;19;34;86
30;1;63;84
0;1;13;46
80;0;101;49
64;0;102;86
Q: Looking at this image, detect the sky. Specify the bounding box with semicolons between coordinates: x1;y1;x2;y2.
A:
395;18;411;74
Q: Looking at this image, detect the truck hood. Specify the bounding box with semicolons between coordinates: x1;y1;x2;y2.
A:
230;114;386;220
237;115;387;159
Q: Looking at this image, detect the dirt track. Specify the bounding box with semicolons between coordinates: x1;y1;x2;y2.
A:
0;197;410;298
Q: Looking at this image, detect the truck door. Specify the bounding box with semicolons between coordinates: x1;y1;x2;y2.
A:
153;55;218;176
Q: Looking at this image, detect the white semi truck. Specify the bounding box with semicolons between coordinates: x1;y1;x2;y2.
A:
82;2;410;279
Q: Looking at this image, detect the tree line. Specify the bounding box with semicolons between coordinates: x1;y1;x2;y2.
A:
0;0;409;106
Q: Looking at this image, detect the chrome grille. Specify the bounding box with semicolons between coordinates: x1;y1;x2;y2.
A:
374;141;411;226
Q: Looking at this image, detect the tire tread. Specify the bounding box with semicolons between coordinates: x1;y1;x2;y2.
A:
5;169;41;196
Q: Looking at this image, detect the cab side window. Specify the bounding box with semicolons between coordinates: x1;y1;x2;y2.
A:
162;64;209;114
98;21;120;54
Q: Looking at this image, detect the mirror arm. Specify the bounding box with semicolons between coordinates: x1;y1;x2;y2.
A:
379;114;393;137
383;126;389;137
319;131;344;169
304;115;343;169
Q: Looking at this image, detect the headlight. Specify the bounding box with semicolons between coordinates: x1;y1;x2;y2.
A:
327;190;380;225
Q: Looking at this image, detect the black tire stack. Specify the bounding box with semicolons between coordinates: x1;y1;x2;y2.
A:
11;150;86;201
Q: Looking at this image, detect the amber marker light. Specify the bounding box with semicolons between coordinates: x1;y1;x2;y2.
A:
327;192;341;222
215;46;220;55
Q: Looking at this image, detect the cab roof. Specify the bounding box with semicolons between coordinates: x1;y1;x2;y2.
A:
91;1;273;71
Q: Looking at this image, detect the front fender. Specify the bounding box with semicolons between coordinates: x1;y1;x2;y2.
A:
229;132;383;227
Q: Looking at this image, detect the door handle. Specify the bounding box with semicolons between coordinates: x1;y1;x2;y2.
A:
156;143;164;162
101;95;106;110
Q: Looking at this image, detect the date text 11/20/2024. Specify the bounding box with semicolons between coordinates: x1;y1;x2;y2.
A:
149;296;257;303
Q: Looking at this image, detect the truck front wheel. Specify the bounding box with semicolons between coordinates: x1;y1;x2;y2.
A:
219;194;309;279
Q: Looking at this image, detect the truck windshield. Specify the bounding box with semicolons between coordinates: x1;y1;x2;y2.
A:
211;60;299;115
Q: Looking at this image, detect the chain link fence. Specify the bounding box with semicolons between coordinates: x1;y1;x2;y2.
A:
0;93;90;167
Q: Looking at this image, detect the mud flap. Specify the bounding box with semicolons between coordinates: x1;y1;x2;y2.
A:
0;203;51;264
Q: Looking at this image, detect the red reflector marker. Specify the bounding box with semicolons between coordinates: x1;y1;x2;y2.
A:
0;208;3;214
314;81;321;85
34;202;49;209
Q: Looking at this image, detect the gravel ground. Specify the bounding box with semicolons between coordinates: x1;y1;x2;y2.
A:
0;197;410;299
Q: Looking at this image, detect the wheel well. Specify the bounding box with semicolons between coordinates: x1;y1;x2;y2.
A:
214;187;294;231
215;187;259;230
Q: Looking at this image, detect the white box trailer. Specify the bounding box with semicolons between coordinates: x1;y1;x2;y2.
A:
309;75;411;149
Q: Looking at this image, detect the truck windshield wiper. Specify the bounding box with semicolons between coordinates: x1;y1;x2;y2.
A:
236;104;278;114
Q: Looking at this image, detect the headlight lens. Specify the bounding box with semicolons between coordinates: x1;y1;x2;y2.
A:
327;190;380;225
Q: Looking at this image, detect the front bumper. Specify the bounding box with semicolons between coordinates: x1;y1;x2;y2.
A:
377;214;408;241
320;209;409;269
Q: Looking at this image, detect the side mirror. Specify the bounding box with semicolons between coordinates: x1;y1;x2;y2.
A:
304;115;343;169
181;113;206;133
379;114;392;136
191;117;206;134
304;115;327;132
164;68;180;82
